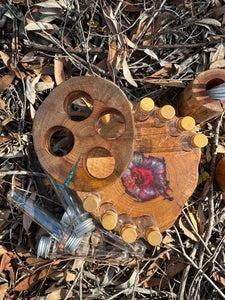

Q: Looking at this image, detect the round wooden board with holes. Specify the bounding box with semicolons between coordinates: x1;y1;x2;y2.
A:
77;113;201;233
33;77;135;192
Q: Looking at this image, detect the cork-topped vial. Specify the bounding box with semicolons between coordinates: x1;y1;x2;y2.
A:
154;105;175;128
83;193;101;213
181;133;208;152
134;97;155;122
169;116;196;137
137;215;162;246
118;214;137;244
100;202;118;231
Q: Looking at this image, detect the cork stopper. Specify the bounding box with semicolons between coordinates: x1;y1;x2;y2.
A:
101;211;118;230
178;116;196;131
190;133;208;148
83;194;100;213
120;224;137;244
145;226;162;246
138;98;154;114
158;105;175;121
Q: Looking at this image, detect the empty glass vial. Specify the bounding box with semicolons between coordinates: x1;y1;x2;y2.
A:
7;190;81;253
137;215;162;246
118;214;137;244
169;116;196;137
49;178;95;236
82;193;101;213
100;202;118;231
37;235;129;263
134;98;155;122
181;133;208;152
153;105;175;128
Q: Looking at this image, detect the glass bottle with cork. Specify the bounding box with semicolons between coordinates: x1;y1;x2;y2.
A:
137;215;162;246
118;213;137;244
169;116;196;137
82;193;101;213
100;202;118;231
153;105;175;128
134;97;155;122
181;133;208;151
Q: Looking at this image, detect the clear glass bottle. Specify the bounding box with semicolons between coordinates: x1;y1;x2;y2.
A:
169;116;196;137
37;235;129;263
82;193;101;213
153;105;175;128
136;215;162;246
134;97;155;122
100;202;118;231
118;214;137;244
181;133;208;152
48;177;95;236
7;190;82;253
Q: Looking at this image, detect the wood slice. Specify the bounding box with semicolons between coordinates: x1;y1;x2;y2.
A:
78;113;201;233
178;69;225;123
33;77;135;191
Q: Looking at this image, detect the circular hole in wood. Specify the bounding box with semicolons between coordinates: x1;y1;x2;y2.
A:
86;147;115;179
65;91;93;121
206;78;225;90
96;109;125;139
47;126;74;157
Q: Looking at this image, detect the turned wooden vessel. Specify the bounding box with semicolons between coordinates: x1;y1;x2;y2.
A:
33;77;135;191
215;157;225;191
178;69;225;123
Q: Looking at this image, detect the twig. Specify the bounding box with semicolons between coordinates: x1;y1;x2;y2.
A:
0;170;46;177
173;225;225;299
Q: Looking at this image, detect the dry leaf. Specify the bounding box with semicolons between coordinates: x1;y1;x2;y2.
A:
0;51;11;68
0;245;7;256
46;287;73;299
25;22;59;32
0;283;8;300
1;112;16;126
14;268;53;291
197;202;206;235
212;271;225;286
179;217;198;241
54;54;65;85
186;204;198;232
167;258;187;278
36;1;62;9
211;44;225;63
196;18;221;27
0;70;15;91
216;144;225;153
107;40;117;79
122;56;137;87
144;49;159;61
210;59;225;69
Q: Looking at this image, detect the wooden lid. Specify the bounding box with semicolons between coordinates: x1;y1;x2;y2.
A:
139;98;154;114
190;133;208;148
120;224;137;244
178;116;195;131
101;211;118;230
158;105;175;121
145;227;162;246
83;194;100;212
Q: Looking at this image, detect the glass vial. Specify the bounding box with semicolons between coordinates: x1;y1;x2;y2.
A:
154;105;175;128
137;215;162;246
134;98;155;122
100;202;118;231
7;190;81;253
83;193;101;213
169;116;196;137
181;133;208;152
118;214;137;244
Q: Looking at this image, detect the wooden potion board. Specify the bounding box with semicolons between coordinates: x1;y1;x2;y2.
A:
77;113;201;233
